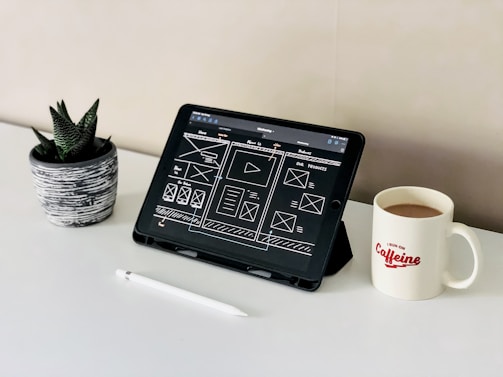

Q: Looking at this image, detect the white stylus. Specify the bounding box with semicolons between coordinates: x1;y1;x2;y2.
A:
115;269;248;317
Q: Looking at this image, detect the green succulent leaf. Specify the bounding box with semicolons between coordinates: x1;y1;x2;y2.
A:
77;98;99;133
56;100;73;124
32;127;52;148
95;135;112;156
66;116;97;160
32;127;58;160
51;106;81;161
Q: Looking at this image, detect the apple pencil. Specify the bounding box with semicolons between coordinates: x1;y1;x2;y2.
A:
115;269;248;317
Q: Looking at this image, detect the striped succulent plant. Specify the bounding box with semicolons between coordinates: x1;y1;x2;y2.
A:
32;99;111;163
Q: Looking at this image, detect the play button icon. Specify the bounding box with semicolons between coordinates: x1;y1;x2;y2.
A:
227;149;277;187
244;162;261;174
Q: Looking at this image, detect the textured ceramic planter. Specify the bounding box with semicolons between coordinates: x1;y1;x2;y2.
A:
29;140;118;227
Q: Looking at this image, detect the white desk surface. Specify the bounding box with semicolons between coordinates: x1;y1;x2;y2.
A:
1;122;502;376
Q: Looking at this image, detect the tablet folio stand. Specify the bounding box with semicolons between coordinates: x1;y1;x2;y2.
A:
133;220;352;288
133;104;363;291
324;221;352;276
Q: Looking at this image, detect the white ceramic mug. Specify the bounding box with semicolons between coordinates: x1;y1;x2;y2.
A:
371;186;482;300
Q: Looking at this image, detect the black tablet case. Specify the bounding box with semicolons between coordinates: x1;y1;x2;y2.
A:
133;105;364;291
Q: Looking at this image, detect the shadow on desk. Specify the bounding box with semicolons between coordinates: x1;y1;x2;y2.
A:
108;192;145;226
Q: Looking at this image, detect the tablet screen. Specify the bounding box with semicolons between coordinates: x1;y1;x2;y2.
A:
134;105;364;289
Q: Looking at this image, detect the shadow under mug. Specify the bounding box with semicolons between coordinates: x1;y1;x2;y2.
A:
371;186;482;300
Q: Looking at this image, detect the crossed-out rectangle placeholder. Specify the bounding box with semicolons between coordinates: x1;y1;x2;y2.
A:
299;193;325;215
239;201;260;222
270;211;297;233
283;168;309;189
190;189;206;209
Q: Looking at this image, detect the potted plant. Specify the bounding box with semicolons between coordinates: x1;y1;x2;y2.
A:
29;99;118;226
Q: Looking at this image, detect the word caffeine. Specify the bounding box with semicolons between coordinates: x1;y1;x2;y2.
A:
375;243;421;268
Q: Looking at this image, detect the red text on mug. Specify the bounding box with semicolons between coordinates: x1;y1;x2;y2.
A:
375;242;421;268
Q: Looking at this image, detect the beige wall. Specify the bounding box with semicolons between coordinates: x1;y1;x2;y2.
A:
335;1;503;232
1;0;502;232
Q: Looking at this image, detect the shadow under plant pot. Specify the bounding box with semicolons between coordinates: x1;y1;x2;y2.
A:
29;139;118;227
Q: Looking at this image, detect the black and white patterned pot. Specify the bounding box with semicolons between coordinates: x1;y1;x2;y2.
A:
29;141;118;227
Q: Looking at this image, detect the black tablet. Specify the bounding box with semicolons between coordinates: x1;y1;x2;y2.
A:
133;104;364;290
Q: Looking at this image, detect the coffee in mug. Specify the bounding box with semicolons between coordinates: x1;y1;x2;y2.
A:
384;204;442;218
371;186;482;300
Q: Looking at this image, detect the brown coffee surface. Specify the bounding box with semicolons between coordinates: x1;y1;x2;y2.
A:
384;204;442;218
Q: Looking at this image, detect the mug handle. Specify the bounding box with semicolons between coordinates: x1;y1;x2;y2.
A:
443;222;482;289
